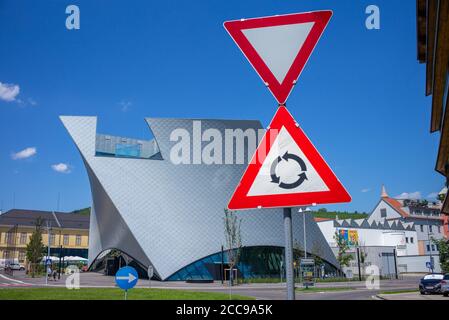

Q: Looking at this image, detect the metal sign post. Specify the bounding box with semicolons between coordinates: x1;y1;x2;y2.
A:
148;265;154;288
283;208;295;300
224;11;350;302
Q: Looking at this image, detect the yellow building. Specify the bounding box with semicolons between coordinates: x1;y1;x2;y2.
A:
0;209;89;266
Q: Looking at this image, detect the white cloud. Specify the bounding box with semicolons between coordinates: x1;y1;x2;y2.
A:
11;147;37;160
395;191;421;200
51;163;71;174
361;188;371;193
0;82;20;102
426;192;439;199
119;100;132;112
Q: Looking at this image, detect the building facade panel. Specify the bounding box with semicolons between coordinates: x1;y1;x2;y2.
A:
61;116;340;280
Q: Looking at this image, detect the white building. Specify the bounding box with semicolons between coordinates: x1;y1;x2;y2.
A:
317;218;419;277
368;186;446;255
318;218;419;256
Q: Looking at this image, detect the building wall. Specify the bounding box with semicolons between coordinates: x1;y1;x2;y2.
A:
368;200;402;223
0;225;89;265
61;116;340;280
317;221;419;256
330;246;398;278
397;255;442;273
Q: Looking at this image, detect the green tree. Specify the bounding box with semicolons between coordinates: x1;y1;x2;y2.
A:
333;231;352;269
223;208;242;289
433;238;449;273
26;217;45;277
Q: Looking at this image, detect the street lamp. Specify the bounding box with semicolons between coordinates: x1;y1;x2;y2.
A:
427;226;434;273
298;206;312;259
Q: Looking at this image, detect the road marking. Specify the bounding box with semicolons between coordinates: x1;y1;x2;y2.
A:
0;273;31;285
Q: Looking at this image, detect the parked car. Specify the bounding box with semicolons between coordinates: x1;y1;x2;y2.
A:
6;263;25;271
419;273;444;294
441;274;449;297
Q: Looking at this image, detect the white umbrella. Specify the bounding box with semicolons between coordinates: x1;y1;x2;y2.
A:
63;256;87;262
42;256;60;262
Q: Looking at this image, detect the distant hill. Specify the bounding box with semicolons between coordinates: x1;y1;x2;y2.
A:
72;207;91;216
312;209;368;220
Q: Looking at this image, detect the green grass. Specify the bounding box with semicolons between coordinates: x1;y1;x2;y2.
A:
0;288;254;300
296;287;355;293
379;289;419;295
312;211;368;220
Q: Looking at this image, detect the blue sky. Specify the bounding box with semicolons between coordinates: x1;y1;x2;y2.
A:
0;0;442;213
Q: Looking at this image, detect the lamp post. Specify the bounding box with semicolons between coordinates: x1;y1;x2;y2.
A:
427;226;434;273
298;207;312;259
45;219;52;286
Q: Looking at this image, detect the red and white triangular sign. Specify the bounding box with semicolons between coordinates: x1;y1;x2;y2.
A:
224;11;332;105
228;106;351;210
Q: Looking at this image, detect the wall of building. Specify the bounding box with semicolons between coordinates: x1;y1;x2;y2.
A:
397;255;442;273
368;200;402;223
317;221;419;256
330;246;398;278
0;226;89;265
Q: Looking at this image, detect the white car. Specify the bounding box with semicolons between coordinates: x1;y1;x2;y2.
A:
7;263;25;271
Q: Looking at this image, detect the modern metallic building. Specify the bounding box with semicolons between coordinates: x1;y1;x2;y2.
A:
61;116;339;280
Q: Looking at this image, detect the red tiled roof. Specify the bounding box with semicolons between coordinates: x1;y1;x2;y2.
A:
383;197;409;218
314;217;333;222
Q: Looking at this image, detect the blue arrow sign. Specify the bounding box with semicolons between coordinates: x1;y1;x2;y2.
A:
426;261;433;269
115;266;138;290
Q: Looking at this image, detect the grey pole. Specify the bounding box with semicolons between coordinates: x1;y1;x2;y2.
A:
427;226;434;273
46;219;51;286
283;207;295;300
303;212;307;259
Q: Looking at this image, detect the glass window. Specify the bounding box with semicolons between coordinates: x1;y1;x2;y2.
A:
49;234;55;246
3;250;10;259
63;235;69;246
438;226;441;233
405;237;409;243
75;235;81;246
18;251;26;262
426;244;431;252
20;233;27;244
380;209;387;218
420;225;424;232
431;245;436;251
410;237;414;243
5;232;13;244
429;225;433;233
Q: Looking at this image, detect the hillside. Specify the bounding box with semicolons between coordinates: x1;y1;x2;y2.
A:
312;209;368;220
72;207;91;216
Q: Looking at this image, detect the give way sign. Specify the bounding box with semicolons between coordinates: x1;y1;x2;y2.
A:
224;11;332;105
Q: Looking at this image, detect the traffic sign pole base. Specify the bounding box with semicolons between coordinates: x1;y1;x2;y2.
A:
283;207;295;300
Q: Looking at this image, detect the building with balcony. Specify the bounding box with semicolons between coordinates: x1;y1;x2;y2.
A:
368;186;446;255
0;209;89;267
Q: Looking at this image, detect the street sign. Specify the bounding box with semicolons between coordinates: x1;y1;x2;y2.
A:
147;265;154;288
300;258;315;266
228;105;351;210
426;261;433;269
45;259;52;266
148;265;154;279
115;266;138;291
224;11;332;105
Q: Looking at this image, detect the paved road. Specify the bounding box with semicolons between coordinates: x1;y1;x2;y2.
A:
0;271;423;300
0;272;32;288
378;292;448;300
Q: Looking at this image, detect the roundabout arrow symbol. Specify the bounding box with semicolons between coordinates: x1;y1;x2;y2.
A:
270;151;308;189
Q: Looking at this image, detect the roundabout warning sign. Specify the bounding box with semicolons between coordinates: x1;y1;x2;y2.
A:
228;106;351;210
